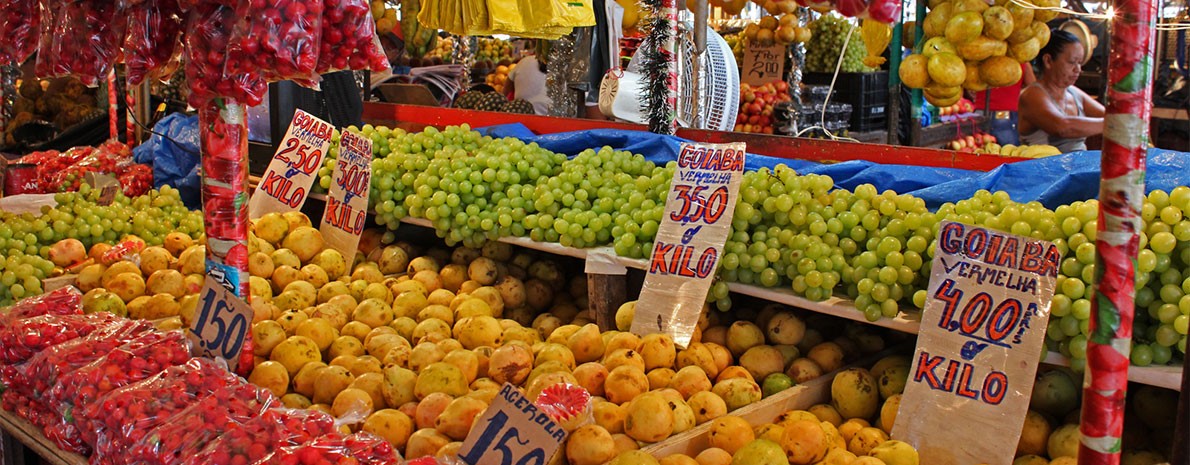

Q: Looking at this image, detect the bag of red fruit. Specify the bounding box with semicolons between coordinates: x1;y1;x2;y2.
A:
182;408;338;465
81;358;247;464
224;0;324;87
0;0;40;65
123;382;276;465
118;164;155;197
184;2;268;109
1;390;56;429
123;0;185;86
0;312;116;366
32;146;91;193
51;0;128;87
316;0;390;74
15;319;154;400
253;431;402;465
34;0;64;78
0;286;83;327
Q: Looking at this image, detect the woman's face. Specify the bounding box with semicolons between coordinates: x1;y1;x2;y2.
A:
1044;42;1085;88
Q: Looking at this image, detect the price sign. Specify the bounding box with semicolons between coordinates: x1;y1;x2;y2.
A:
892;221;1060;465
249;109;333;218
631;142;746;347
320;129;372;270
458;384;567;465
188;276;253;363
85;172;120;206
741;44;787;86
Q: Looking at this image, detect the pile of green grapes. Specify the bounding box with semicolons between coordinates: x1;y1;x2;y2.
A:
806;13;874;73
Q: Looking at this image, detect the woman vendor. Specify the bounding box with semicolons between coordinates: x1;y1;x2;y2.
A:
1017;29;1104;152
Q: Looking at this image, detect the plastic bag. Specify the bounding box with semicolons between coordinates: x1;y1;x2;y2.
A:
33;0;63;78
317;0;391;74
181;408;338;465
0;0;40;65
225;0;323;86
183;3;268;109
0;312;117;365
119;164;155;197
17;319;154;399
0;286;83;327
52;0;128;86
865;0;900;23
861;19;891;67
1;390;56;429
81;358;247;464
123;0;185;85
534;383;593;431
124;382;276;465
254;432;402;465
131;113;201;208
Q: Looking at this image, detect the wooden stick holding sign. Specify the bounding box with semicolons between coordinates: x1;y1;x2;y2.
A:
631;142;745;347
249;109;333;218
891;221;1060;465
320;129;372;270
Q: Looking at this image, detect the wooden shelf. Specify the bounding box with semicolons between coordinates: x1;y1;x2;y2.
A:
1043;352;1183;391
0;411;87;465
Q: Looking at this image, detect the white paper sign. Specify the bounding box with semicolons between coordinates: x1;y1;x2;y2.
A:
631;142;746;347
188;276;253;363
249;109;333;218
892;221;1060;465
458;383;567;465
320;130;372;270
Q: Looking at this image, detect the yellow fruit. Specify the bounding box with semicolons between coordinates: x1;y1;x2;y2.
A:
848;427;889;456
414;362;469;399
879;395;900;432
248;361;290;398
606;365;650;404
982;6;1014;40
435;396;487;440
878;365;909;399
363;409;414;450
981;55;1024;87
958;36;1008;61
808;404;843;426
271;335;322;375
831;368;879;420
945;11;984;44
1008;38;1041;62
926;53;966;87
780;419;828;464
609;451;660;465
731;439;788;465
568;425;618;465
922;3;953;38
713;378;763;412
963;61;988;91
688;390;728;424
709;416;755;455
899;54;931;89
624;392;675;443
1048;424;1080;458
1017;410;1052;456
870;440;919;465
314;365;356;405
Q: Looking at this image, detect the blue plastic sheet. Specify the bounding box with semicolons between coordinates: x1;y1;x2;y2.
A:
478;123;1190;210
132;113;201;209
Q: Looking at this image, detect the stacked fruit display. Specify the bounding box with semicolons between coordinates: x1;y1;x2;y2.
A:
427;36;455;62
898;0;1056;106
806;14;873;73
371;0;398;35
453;90;535;114
937;97;975;117
741;6;812;47
475;38;514;64
15;141;153;196
735;81;793;134
402;0;439;59
946;132;997;152
484;63;515;94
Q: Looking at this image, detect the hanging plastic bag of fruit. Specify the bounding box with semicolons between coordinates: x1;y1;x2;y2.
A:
860;18;891;67
316;0;392;74
0;0;40;65
51;0;128;86
224;0;324;87
33;0;63;78
545;0;596;29
461;0;492;35
863;0;900;24
123;0;185;86
183;2;268;109
835;0;871;19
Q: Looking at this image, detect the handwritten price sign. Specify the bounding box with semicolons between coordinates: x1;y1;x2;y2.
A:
632;142;746;347
188;276;253;362
458;384;567;465
249;109;333;218
892;221;1059;465
742;44;787;86
320;129;372;270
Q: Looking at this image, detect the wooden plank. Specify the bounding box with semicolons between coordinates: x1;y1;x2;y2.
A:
0;411;86;465
588;273;627;332
361;103;1030;172
2;428;27;465
1042;352;1183;391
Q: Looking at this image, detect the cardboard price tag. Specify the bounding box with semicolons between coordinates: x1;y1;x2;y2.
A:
320;130;372;270
631;142;746;347
188;276;253;362
742;44;786;86
84;172;121;206
249;109;334;218
891;221;1060;465
458;384;567;465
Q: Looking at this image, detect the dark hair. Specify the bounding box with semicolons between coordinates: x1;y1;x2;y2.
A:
1034;29;1081;73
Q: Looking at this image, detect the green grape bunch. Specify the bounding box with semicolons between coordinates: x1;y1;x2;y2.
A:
806;14;875;74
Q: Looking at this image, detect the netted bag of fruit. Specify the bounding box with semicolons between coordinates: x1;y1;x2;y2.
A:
17;319;155;400
49;0;128;86
123;382;277;465
122;0;185;86
0;286;83;327
118;164;155;197
224;0;324;87
0;312;116;366
181;408;338;465
315;0;390;74
183;2;268;109
253;431;402;465
0;0;40;65
81;358;248;464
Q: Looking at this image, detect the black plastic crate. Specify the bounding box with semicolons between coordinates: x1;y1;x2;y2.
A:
804;71;889;132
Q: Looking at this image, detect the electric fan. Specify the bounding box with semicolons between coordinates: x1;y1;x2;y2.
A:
600;21;740;131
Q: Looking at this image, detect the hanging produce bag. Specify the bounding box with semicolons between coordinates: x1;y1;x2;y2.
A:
861;18;891;67
461;0;491;35
33;0;63;78
0;0;40;65
123;0;185;85
864;0;900;23
316;0;391;74
183;2;268;108
52;0;128;86
224;0;323;86
545;0;595;28
485;0;525;35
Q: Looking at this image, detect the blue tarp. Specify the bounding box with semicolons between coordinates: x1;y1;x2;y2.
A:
132;113;202;209
479;123;1190;210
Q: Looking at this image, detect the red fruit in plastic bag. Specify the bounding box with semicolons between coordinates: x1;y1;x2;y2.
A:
225;0;323;85
18;319;155;399
51;0;128;86
836;0;868;17
182;408;337;465
865;0;900;23
2;390;55;428
255;432;401;465
124;382;276;465
0;312;116;365
0;0;40;65
316;0;390;73
0;286;83;327
118;164;155;197
123;0;185;86
101;237;148;266
81;358;247;462
33;0;63;78
183;3;268;109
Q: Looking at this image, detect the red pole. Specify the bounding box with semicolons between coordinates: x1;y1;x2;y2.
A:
1078;0;1157;463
